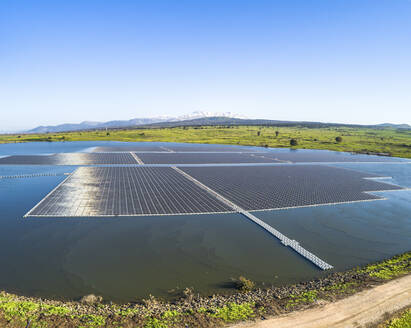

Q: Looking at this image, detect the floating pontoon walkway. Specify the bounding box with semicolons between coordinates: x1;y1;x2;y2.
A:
0;173;70;179
130;152;144;164
173;167;334;270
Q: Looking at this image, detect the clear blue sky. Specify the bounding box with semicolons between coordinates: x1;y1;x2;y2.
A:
1;0;410;131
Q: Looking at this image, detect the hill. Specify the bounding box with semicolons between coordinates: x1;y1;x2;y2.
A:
26;115;411;133
26;111;243;133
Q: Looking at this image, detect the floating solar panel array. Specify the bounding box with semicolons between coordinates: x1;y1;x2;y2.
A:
0;153;137;165
137;152;279;164
25;167;233;217
92;146;169;152
92;144;260;153
166;145;259;152
181;165;403;211
252;150;404;163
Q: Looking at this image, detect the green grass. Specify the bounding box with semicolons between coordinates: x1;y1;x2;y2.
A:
285;252;411;310
323;282;358;293
0;292;107;327
1;125;411;158
383;309;411;328
359;252;411;280
287;290;318;308
144;310;181;328
78;314;106;327
210;302;255;322
0;292;74;326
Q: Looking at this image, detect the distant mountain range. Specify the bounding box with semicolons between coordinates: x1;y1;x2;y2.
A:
141;118;411;129
376;123;411;129
25;111;411;133
26;111;245;133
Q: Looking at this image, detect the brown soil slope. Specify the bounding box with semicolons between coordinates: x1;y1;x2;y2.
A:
233;274;411;328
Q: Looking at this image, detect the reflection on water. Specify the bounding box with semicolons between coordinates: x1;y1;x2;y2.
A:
0;142;410;302
0;176;318;301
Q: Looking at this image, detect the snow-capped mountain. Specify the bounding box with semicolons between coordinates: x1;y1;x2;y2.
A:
172;111;246;121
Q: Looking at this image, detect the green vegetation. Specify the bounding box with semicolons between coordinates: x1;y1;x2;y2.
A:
78;314;106;327
286;282;360;310
116;306;139;317
1;125;411;158
144;310;181;328
0;292;73;326
382;309;411;328
289;138;298;146
285;253;411;310
210;302;255;322
323;282;358;294
287;290;318;308
359;252;411;280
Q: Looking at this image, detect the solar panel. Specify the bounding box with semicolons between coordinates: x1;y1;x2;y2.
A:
93;146;168;152
25;167;232;216
137;152;280;164
0;153;137;165
181;165;403;211
166;145;260;152
92;145;262;153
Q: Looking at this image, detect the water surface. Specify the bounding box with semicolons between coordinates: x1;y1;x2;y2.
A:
0;142;410;302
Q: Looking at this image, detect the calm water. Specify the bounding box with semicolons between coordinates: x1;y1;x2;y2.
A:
0;141;410;302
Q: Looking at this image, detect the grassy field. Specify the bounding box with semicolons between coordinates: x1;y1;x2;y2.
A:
1;125;411;158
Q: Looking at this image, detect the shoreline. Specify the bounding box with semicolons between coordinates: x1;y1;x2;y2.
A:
1;125;411;159
232;274;411;328
1;251;409;327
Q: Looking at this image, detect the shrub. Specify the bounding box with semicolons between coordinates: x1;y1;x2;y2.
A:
232;276;255;292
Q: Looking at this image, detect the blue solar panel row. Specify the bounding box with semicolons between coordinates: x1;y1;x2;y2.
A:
137;152;279;164
181;165;403;211
250;150;404;163
26;167;233;216
0;153;137;165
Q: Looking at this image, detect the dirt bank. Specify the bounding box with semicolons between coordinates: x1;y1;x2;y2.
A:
232;274;411;328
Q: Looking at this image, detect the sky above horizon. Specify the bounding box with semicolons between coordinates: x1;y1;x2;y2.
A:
1;0;411;131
